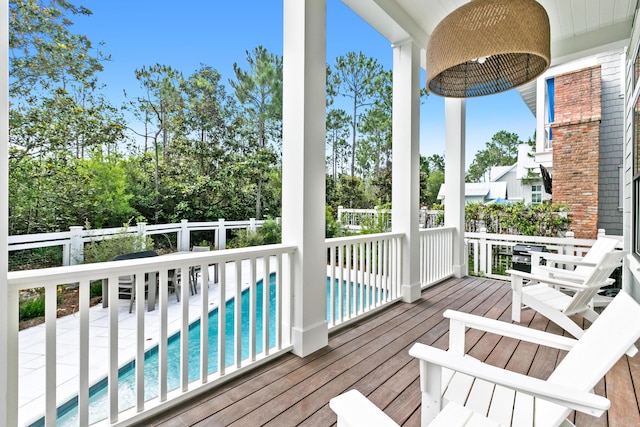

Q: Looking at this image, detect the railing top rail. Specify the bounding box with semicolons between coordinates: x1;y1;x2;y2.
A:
464;231;622;248
8;231;71;244
8;243;297;288
420;226;456;234
325;232;404;246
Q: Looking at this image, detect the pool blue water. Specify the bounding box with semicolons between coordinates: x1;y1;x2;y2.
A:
47;275;385;426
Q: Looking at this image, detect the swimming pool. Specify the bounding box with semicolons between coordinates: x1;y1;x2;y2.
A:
41;275;383;426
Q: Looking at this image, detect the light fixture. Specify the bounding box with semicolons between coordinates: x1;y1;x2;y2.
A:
426;0;550;98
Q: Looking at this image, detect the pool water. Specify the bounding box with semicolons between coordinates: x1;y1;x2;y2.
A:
44;275;385;426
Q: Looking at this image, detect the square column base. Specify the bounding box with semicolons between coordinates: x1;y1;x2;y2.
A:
402;283;421;303
292;320;328;357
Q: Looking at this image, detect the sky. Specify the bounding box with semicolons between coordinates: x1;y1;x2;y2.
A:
71;0;536;169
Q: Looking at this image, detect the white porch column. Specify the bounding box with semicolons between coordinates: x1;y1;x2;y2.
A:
282;0;328;357
444;98;467;278
391;40;421;302
1;0;14;424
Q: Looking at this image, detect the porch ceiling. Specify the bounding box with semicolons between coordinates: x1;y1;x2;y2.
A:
341;0;638;113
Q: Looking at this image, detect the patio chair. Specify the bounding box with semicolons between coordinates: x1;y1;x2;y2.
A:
189;245;210;294
507;249;625;341
530;235;620;280
330;290;640;427
113;250;159;313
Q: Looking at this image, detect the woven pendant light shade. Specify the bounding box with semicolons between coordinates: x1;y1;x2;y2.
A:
426;0;550;98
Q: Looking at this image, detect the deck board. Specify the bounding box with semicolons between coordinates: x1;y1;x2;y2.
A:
141;277;640;427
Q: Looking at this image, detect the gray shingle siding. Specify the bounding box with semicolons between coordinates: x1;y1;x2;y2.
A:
598;49;624;235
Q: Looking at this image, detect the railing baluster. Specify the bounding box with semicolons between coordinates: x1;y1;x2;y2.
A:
218;260;226;376
108;274;119;423
275;254;282;350
78;279;90;426
180;262;189;392
200;262;209;383
159;269;168;402
262;256;270;356
338;244;344;323
329;246;336;326
249;257;257;361
135;272;145;412
346;244;352;319
45;283;56;427
234;261;242;368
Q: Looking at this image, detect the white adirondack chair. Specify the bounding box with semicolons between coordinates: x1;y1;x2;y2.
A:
508;250;625;340
330;290;640;427
530;236;620;280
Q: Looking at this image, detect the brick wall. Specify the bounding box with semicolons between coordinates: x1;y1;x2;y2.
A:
552;65;601;239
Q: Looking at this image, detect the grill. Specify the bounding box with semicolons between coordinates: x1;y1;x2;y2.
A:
512;244;546;273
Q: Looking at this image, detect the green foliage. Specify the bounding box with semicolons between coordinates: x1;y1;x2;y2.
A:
326;205;347;238
82;223;154;264
19;295;46;321
466;131;523;183
360;203;391;234
227;218;282;248
465;202;571;237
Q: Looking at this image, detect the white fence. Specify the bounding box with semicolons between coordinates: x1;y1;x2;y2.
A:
466;229;623;280
420;227;455;287
5;228;460;425
325;233;403;329
9;244;295;426
8;218;270;267
337;206;443;231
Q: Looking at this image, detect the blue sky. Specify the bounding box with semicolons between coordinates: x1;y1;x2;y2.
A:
72;0;536;168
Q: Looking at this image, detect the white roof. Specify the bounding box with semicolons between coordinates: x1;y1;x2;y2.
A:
438;182;507;201
515;144;542;179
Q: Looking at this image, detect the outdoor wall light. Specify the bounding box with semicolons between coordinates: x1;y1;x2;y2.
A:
426;0;550;98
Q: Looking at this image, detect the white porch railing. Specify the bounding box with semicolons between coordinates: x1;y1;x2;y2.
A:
9;218;271;267
7;228;460;425
8;244;295;426
419;227;455;287
325;233;404;329
466;230;623;280
336;206;443;231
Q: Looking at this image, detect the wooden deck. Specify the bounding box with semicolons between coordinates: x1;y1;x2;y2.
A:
142;276;640;427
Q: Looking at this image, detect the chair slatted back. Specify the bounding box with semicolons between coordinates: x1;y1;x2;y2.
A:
535;291;640;425
573;237;620;276
563;250;624;316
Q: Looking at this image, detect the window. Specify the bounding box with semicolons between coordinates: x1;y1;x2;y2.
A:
545;78;554;150
531;184;542;205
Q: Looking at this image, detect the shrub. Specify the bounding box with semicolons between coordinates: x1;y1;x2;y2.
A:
228;218;281;248
83;221;154;264
19;295;45;321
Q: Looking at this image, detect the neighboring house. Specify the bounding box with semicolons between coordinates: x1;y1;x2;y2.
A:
438;180;506;205
439;144;549;205
516;48;625;238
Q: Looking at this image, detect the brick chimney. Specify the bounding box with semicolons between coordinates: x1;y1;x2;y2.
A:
551;65;601;239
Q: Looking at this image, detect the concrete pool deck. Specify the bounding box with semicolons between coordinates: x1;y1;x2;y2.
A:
17;258;271;426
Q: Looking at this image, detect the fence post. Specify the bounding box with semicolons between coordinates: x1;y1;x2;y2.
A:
337;206;344;223
249;218;256;232
68;226;84;265
218;218;226;250
137;222;147;249
479;227;487;275
597;228;606;238
179;219;190;251
565;231;575;256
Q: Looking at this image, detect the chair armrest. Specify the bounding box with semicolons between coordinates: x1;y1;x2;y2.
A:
443;309;577;351
537;252;593;265
330;390;399;427
408;343;610;417
506;269;597;291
